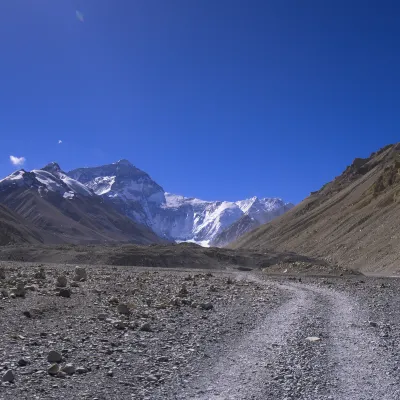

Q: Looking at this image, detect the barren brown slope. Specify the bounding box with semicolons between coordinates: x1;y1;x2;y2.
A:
0;187;163;245
0;204;44;245
232;143;400;275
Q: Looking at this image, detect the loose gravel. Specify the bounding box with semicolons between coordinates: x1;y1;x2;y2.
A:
1;263;400;399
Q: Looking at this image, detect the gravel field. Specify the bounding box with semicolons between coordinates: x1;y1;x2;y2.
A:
1;262;399;399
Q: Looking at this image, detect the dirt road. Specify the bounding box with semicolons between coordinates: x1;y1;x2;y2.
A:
171;276;400;400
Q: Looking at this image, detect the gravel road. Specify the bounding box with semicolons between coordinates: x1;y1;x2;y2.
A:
171;276;400;400
1;262;400;399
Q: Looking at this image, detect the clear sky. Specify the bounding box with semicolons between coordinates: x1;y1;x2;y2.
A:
0;0;399;204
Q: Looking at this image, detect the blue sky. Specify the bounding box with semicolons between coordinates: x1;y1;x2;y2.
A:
0;0;399;204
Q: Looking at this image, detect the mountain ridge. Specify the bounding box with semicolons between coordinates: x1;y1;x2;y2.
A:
68;162;293;245
232;143;400;275
0;160;293;247
0;164;163;245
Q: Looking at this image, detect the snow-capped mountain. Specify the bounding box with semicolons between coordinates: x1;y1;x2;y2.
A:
0;162;163;245
69;160;165;226
69;160;294;246
153;194;245;243
211;200;294;247
0;162;93;200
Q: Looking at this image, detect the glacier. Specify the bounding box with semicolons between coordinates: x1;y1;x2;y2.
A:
69;160;294;246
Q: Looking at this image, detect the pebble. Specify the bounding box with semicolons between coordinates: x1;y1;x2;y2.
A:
47;350;62;363
113;320;127;330
48;364;60;376
18;358;29;367
58;288;71;298
76;366;88;374
2;370;15;383
117;304;130;315
305;337;321;342
11;283;26;298
56;275;68;288
199;303;214;311
73;266;87;282
62;364;76;376
34;267;46;280
139;322;153;332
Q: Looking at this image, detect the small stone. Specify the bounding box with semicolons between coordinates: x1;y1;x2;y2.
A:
109;297;119;305
11;283;26;298
47;351;62;363
62;364;76;376
70;281;79;288
73;266;87;282
369;321;378;327
25;285;36;291
57;371;67;379
170;297;181;307
107;370;114;377
113;320;127;330
48;364;60;376
98;313;108;321
34;267;46;280
128;321;139;330
56;275;68;288
157;356;169;362
76;366;88;374
117;304;130;315
139;322;153;332
18;359;29;367
2;370;15;383
199;303;214;311
306;336;321;342
58;288;71;298
23;310;32;318
147;374;158;382
178;284;188;297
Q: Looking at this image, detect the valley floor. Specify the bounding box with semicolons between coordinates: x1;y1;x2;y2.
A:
0;262;399;399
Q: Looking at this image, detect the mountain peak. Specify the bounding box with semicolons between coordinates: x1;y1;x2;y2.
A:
115;159;133;166
41;162;61;174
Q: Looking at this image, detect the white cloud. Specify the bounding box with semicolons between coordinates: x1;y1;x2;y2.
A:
9;155;26;166
76;10;84;22
58;140;63;144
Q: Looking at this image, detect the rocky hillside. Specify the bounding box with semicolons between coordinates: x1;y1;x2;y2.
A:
232;143;400;275
0;205;44;245
0;164;162;245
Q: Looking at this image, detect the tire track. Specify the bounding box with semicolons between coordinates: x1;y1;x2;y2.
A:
181;282;316;400
171;276;400;399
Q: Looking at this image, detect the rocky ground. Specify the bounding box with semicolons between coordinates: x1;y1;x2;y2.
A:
1;262;399;399
0;243;355;276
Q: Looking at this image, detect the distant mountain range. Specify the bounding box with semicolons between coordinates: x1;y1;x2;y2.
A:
68;160;294;245
0;159;293;246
